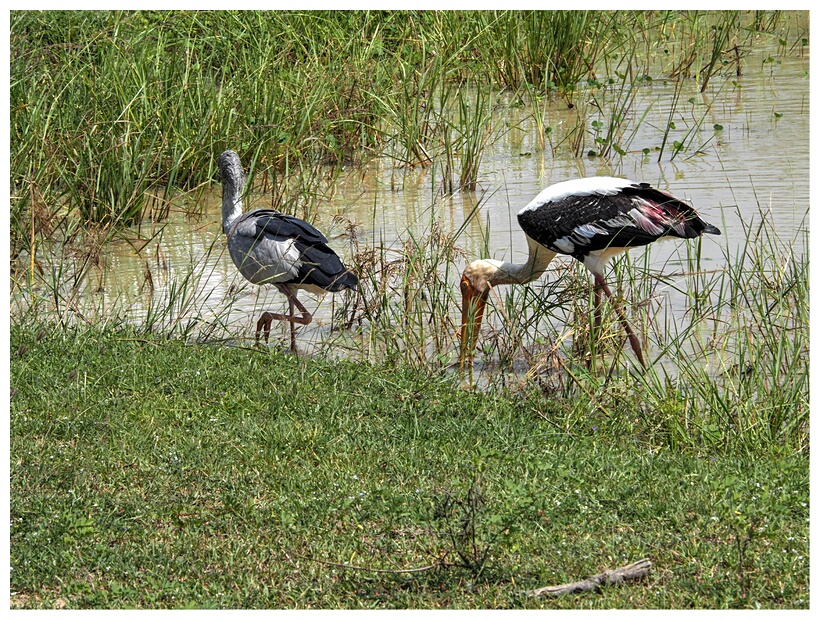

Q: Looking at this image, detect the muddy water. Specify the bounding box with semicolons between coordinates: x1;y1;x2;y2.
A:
64;43;809;358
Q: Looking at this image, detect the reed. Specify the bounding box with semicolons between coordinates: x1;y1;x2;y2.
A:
11;9;783;255
478;11;605;90
698;11;743;92
373;50;442;169
344;208;467;369
452;86;496;191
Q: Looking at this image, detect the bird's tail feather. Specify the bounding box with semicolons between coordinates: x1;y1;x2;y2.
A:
702;222;721;235
327;270;358;291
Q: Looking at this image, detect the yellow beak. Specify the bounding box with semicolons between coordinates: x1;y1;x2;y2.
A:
458;274;489;370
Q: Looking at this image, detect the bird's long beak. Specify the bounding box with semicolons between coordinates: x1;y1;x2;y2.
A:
459;275;489;370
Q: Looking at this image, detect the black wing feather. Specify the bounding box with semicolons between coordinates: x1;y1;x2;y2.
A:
518;183;719;259
242;209;357;290
294;243;359;291
250;209;330;245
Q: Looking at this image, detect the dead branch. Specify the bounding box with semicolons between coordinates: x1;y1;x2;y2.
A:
526;558;652;597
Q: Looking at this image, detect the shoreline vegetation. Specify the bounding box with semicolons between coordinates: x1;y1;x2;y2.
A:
11;11;807;247
10;10;809;609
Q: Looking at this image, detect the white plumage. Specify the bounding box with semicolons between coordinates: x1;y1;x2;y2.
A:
519;176;634;213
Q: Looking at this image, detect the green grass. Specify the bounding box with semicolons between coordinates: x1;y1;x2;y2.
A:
9;10;810;608
9;322;809;609
11;10;801;249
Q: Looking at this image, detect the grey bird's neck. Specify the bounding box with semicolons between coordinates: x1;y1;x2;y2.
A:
220;153;246;234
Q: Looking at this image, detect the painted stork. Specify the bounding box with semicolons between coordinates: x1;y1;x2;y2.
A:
459;177;720;369
218;150;358;351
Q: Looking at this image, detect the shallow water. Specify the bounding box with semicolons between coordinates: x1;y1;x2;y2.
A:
36;41;809;362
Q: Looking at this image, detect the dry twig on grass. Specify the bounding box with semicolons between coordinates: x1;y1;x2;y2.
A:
526;558;652;597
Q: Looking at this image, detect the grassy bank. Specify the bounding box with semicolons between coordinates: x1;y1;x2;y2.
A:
9;322;809;609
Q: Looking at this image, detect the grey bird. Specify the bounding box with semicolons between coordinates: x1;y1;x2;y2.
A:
218;150;358;351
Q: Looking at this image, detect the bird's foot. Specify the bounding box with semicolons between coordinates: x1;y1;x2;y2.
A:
255;312;274;344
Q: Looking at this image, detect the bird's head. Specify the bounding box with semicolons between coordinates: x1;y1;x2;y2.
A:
458;260;497;370
218;150;244;188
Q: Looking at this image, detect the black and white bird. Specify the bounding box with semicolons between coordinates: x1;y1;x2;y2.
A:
459;176;720;368
218;150;358;351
